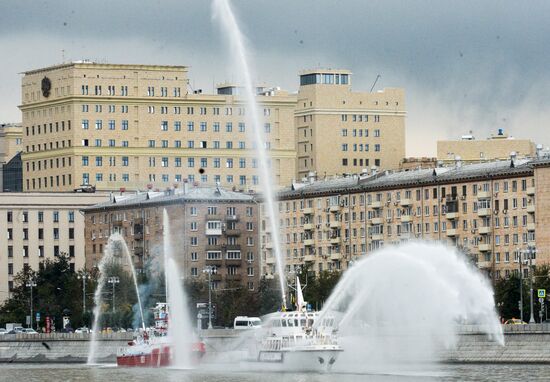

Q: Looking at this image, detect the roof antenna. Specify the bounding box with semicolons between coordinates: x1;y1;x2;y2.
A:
370;74;381;92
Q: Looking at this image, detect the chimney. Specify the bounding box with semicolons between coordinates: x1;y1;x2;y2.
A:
454;155;462;168
307;171;316;184
371;166;378;176
536;144;543;158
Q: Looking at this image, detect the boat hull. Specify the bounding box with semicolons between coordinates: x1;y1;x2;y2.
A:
242;348;342;373
116;342;205;368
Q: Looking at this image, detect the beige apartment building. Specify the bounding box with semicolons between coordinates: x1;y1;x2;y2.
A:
437;129;537;165
295;69;406;179
0;123;23;164
0;192;109;302
82;186;261;292
261;158;550;282
19;62;297;192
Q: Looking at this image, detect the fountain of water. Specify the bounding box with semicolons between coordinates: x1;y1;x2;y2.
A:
163;209;194;368
212;0;286;308
316;242;503;371
87;233;146;364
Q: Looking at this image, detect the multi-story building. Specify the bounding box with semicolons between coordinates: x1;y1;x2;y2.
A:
261;158;550;282
437;129;537;165
82;185;260;292
19;62;297;192
0;123;22;164
0;192;109;302
295;69;406;179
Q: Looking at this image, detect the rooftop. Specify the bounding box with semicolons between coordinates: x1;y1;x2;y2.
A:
278;158;549;199
84;185;256;212
22;61;188;75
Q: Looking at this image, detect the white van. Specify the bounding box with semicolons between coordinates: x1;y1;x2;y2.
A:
234;316;262;330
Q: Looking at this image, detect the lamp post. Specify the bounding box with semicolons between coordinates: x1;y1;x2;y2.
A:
202;266;217;329
107;276;120;314
521;246;537;323
517;247;524;321
77;272;91;315
25;279;37;329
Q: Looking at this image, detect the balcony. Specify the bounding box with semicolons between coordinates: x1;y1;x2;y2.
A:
527;223;536;231
478;261;492;269
112;220;123;227
134;217;144;224
134;232;143;240
226;214;240;222
304;254;316;262
329;205;340;213
477;191;491;199
370;201;382;209
330;237;341;245
302;207;314;215
304;223;314;231
205;258;223;266
400;215;413;223
134;247;144;256
224;229;241;236
477;208;491;217
206;214;224;220
225;244;241;251
304;239;315;246
226;274;242;282
370;217;383;225
211;274;222;282
527;187;535;196
479;226;491;235
266;257;276;264
400;198;412;206
371;234;384;241
446;229;458;237
225;259;242;266
527;205;535;214
446;212;459;220
206;245;222;251
330;252;342;261
265;242;273;249
479;244;491;252
206;227;223;236
330;221;341;229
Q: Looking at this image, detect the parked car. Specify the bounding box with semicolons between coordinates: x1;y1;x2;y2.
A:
75;327;90;334
21;328;38;335
0;328;7;335
504;318;527;325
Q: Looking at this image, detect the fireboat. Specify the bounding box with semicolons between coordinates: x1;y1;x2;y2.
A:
116;303;205;367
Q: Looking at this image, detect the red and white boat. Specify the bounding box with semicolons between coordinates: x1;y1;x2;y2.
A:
117;303;205;367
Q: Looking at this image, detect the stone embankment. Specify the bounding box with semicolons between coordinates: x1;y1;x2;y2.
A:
0;332;132;363
2;325;550;364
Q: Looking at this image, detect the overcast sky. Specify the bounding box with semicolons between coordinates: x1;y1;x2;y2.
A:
1;0;549;155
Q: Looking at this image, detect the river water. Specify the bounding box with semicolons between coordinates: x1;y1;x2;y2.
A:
0;364;549;382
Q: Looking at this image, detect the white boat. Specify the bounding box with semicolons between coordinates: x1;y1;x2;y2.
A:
242;278;342;372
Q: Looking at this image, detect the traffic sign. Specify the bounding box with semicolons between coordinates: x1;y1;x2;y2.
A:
538;289;546;298
539;297;545;304
36;312;41;322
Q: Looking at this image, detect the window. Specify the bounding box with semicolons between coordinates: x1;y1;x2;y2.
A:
161;121;168;131
188;158;195;167
68;211;75;222
188;122;194;131
174;121;181;131
82;119;89;129
82;156;89;166
226;122;233;132
95;120;103;130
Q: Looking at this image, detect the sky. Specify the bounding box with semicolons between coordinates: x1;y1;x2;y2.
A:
1;0;549;156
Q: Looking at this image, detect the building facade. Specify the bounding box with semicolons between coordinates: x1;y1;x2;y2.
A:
82;186;261;292
19;62;297;192
0;123;23;164
0;192;109;302
295;69;406;179
261;159;550;282
437;129;537;165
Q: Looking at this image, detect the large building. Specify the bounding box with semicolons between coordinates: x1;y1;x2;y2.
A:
437;129;537;165
0;123;22;164
0;192;109;302
19;62;408;194
82;185;261;292
295;69;406;179
19;62;297;192
261;158;550;282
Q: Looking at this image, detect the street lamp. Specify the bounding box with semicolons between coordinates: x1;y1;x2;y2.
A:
25;279;37;329
520;245;537;323
202;266;217;329
516;247;524;322
77;272;92;314
107;276;120;314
